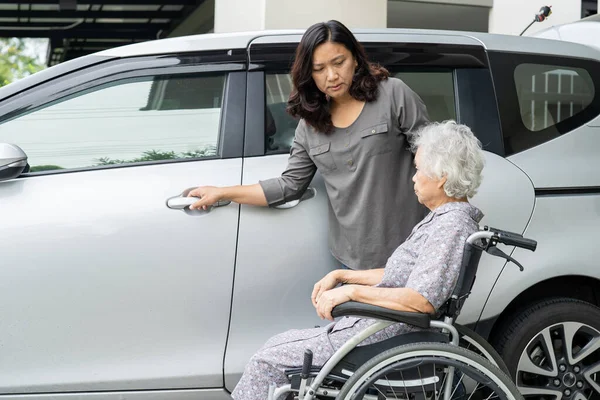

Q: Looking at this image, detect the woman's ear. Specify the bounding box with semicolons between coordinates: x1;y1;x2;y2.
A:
437;175;447;189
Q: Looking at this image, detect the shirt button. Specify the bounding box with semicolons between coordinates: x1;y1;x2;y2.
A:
371;129;376;134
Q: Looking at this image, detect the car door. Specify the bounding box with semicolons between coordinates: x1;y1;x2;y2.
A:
224;34;535;389
0;54;245;397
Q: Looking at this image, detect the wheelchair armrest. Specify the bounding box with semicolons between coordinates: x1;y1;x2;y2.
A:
331;301;431;329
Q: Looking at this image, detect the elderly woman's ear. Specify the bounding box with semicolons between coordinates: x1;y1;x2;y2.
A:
436;175;447;190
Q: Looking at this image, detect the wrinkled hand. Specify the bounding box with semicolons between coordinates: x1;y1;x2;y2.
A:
315;285;354;321
311;271;341;308
188;186;223;210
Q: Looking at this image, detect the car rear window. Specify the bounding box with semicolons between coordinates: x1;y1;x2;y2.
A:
514;63;595;132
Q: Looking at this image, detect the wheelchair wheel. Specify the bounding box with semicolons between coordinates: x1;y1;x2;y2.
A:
336;342;523;400
456;323;510;375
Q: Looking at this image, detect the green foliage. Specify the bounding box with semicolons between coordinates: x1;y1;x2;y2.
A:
0;38;46;87
29;164;64;172
95;147;217;166
25;147;216;173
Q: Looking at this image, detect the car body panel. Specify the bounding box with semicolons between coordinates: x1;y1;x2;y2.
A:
0;160;240;392
508;123;600;188
224;154;337;390
481;192;600;320
459;152;536;323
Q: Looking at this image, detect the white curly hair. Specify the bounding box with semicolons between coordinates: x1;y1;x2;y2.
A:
411;120;485;199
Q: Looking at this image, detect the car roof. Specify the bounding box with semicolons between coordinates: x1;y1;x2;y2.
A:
532;17;600;51
96;27;600;61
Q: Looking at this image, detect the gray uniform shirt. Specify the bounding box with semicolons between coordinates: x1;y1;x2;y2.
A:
260;77;429;270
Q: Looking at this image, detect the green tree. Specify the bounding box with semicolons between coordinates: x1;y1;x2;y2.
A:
0;38;45;87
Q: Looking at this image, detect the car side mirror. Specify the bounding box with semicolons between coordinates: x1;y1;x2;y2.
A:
0;143;28;182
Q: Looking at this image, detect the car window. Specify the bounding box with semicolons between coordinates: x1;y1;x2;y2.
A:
515;64;594;132
510;64;595;153
0;73;226;172
264;71;455;154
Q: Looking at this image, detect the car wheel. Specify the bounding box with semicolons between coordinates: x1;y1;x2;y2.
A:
494;298;600;400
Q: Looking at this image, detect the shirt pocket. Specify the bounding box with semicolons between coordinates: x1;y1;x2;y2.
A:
331;316;361;332
360;122;392;157
309;142;337;173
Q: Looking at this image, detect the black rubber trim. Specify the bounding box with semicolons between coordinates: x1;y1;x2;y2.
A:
332;302;431;329
244;71;266;157
248;42;488;71
220;71;246;159
455;68;504;156
535;187;600;196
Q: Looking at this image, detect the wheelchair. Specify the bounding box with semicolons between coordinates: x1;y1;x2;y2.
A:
268;226;538;400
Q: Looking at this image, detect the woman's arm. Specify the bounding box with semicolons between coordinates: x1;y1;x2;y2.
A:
337;268;385;286
189;121;316;210
189;184;267;210
348;285;434;314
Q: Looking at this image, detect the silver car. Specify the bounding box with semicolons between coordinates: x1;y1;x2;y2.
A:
0;28;599;400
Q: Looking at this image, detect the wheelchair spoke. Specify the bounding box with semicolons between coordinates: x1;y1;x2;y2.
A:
337;344;520;400
401;370;411;400
418;366;428;400
383;375;399;399
467;382;481;400
450;371;467;399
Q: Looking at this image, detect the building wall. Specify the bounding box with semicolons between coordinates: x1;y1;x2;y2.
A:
213;0;386;33
178;0;596;37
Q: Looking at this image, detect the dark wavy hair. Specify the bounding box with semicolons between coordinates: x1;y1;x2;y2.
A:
287;20;389;133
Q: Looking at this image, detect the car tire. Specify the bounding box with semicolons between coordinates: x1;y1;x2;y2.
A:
494;298;600;399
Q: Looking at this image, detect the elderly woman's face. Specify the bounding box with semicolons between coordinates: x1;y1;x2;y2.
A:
311;41;357;101
412;148;446;208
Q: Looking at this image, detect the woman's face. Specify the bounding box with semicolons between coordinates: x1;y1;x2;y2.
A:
311;41;357;101
412;148;447;209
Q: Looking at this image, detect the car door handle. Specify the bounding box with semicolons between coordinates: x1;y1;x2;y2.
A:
275;187;317;209
166;196;231;210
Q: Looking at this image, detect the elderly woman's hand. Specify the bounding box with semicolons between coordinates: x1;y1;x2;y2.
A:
315;285;355;321
311;271;342;308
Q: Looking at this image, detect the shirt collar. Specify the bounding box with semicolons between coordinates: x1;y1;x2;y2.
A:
432;201;484;223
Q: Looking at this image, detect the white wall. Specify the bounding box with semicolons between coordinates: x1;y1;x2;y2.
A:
489;0;583;36
214;0;266;32
263;0;387;30
214;0;387;32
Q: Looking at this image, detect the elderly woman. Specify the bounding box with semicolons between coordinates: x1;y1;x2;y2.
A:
231;120;486;400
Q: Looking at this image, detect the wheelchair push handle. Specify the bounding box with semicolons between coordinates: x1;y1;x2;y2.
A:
496;232;537;251
467;226;537;251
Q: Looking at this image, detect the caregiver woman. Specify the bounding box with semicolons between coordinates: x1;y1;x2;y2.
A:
187;20;429;270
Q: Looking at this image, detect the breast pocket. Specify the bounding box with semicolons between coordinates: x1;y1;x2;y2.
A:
309;142;337;173
360;122;392;157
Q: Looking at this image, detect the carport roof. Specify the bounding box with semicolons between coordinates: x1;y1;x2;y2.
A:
0;0;204;66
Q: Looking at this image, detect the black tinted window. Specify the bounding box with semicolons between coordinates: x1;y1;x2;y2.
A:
489;52;600;156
